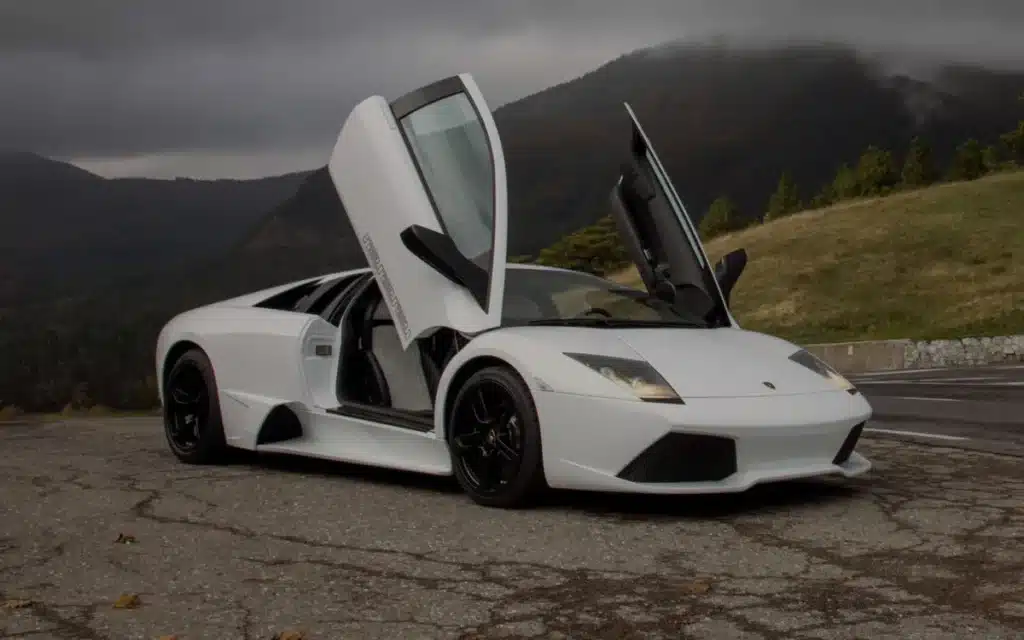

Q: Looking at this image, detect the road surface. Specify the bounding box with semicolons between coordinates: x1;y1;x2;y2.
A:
1;414;1023;639
851;363;1024;452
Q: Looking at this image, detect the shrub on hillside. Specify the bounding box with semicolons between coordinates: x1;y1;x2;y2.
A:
948;139;987;181
901;137;937;188
534;215;630;275
855;146;899;195
700;196;750;239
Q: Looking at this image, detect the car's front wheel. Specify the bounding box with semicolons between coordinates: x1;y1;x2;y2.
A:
447;365;546;508
163;348;228;464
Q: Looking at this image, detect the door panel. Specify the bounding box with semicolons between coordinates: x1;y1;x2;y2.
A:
328;74;508;350
609;104;734;326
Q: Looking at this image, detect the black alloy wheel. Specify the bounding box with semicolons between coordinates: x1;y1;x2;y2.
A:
448;366;545;508
163;348;227;464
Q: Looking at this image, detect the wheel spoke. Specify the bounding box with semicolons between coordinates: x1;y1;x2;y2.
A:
478;450;506;489
170;386;199;407
494;437;520;463
452;429;484;453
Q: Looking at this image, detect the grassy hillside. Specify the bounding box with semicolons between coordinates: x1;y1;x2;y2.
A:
611;170;1024;344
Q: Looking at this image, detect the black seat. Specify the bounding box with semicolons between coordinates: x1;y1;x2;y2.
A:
338;291;392;407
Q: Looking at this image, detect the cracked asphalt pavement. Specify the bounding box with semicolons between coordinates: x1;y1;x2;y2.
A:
2;417;1023;639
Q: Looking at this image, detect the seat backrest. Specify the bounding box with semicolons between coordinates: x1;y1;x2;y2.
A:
369;302;433;412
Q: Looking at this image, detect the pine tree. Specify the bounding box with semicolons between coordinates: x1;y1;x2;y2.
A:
699;196;741;239
1000;121;1024;166
982;144;1007;173
764;173;802;221
830;164;860;201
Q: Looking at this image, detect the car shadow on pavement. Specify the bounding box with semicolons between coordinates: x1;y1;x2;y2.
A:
544;479;864;522
226;450;866;517
233;450;465;495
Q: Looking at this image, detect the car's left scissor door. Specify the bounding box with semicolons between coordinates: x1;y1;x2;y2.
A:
328;74;508;350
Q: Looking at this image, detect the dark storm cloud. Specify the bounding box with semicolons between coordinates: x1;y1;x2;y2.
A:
2;0;1023;177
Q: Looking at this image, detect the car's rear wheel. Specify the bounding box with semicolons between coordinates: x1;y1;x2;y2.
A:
163;348;228;464
447;365;546;508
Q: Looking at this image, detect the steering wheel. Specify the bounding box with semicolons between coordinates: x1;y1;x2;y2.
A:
581;307;612;318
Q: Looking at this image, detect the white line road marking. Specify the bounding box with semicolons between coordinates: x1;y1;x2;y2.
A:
865;427;970;442
853;375;1006;382
856;380;1024;386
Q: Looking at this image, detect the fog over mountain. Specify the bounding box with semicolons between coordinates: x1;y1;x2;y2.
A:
2;1;1023;178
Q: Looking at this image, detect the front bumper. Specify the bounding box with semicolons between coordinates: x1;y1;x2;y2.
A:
533;389;872;494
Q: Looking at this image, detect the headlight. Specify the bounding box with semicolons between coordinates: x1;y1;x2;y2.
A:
564;353;683;403
789;349;859;394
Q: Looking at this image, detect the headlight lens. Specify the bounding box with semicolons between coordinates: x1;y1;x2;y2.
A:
789;349;858;394
564;353;683;403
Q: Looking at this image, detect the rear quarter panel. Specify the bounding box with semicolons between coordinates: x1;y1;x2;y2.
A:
156;305;317;448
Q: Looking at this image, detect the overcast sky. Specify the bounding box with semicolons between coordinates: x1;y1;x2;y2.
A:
3;0;1024;179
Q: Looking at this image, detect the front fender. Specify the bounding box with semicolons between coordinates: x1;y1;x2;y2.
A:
433;328;638;436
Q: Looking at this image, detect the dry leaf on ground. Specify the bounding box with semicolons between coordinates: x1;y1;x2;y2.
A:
678;580;712;595
1;598;33;610
112;594;141;609
114;533;138;544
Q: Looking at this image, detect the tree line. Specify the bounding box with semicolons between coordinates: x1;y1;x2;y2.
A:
533;98;1024;275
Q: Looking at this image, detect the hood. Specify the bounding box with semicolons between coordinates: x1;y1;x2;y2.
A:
614;328;844;398
498;325;846;399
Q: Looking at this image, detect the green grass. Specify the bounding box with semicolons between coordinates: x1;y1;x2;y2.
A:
611;170;1024;344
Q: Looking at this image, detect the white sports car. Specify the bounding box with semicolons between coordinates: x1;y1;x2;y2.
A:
156;73;871;508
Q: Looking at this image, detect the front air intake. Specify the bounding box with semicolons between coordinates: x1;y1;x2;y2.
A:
832;422;865;465
617;433;737;483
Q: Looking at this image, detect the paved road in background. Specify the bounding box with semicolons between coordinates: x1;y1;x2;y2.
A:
2;417;1024;639
851;363;1024;452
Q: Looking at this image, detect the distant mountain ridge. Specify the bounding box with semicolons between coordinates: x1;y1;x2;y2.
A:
0;151;309;305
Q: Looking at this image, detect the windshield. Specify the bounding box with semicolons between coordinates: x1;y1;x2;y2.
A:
501;267;708;328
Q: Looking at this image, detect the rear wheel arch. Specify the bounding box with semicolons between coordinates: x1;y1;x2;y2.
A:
162;340;204;394
162;342;227;464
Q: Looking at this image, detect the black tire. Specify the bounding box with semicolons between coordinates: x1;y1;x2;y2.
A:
447;365;546;508
162;348;228;464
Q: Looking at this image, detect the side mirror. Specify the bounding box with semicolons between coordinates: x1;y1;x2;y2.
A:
400;224;489;307
653;280;677;303
713;248;748;304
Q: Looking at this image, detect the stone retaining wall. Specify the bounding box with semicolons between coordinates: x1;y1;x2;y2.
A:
806;335;1024;373
903;335;1024;369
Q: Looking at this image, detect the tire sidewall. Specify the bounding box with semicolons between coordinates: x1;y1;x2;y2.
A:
163;348;226;464
448;365;545;508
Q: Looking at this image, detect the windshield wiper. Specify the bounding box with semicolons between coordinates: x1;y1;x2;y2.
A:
525;317;706;329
